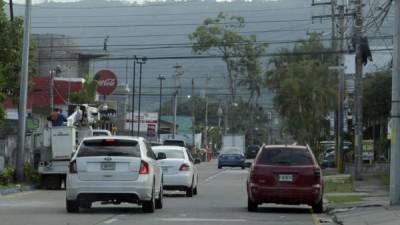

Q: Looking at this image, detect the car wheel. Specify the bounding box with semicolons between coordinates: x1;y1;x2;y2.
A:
218;165;222;169
142;186;155;213
193;176;198;195
66;200;79;213
241;166;245;170
312;199;323;213
80;201;92;209
155;184;163;209
247;197;258;212
186;177;194;197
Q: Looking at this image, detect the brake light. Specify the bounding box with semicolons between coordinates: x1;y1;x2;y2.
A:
69;160;77;174
314;167;321;178
139;160;150;174
179;164;190;171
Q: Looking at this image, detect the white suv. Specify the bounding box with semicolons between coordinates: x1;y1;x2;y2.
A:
66;136;164;213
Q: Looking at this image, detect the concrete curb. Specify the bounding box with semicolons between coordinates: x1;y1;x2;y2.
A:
0;185;37;197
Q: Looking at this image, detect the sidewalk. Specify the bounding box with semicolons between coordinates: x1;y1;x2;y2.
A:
324;174;400;225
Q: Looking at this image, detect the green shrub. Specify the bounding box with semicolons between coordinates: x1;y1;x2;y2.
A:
23;162;39;184
0;166;16;185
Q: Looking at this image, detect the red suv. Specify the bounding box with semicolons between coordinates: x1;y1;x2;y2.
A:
247;145;323;213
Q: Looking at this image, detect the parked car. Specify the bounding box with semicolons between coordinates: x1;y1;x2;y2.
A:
246;145;260;159
247;145;324;213
218;147;246;169
92;129;112;136
152;145;199;197
66;136;165;213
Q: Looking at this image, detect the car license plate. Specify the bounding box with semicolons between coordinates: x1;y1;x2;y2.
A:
279;174;293;182
101;162;115;170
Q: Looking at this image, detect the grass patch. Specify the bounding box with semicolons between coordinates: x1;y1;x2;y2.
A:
326;195;364;203
377;171;390;187
324;177;355;193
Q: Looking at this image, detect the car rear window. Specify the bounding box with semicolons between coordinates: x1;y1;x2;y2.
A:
163;140;185;147
153;149;185;159
221;148;242;155
77;139;141;157
258;147;314;166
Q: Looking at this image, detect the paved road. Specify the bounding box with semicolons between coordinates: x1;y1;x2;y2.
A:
0;160;321;225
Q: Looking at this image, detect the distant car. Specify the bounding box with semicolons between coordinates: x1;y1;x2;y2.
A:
247;145;324;213
246;145;260;159
218;147;245;169
92;129;112;136
66;136;165;213
152;146;199;197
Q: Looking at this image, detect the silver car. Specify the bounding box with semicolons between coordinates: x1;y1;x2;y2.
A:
66;136;164;213
152;146;199;197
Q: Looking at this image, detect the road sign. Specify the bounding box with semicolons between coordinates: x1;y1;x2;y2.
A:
94;70;118;95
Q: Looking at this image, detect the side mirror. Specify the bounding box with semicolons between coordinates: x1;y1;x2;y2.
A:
194;158;201;164
245;162;252;168
157;152;167;160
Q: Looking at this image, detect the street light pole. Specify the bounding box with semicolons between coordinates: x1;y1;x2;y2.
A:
16;0;32;182
390;0;400;205
131;56;137;136
157;74;165;140
172;63;183;139
204;77;210;147
137;58;146;137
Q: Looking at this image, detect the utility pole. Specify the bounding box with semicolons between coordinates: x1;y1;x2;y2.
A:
353;0;364;181
16;0;32;182
136;58;146;137
204;77;210;147
49;70;54;112
191;78;195;147
131;56;137;136
9;0;14;21
172;63;183;139
337;5;346;173
330;0;337;50
390;0;400;205
157;74;165;141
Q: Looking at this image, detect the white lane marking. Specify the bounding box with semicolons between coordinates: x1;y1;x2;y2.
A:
158;218;247;222
202;169;249;184
103;218;118;224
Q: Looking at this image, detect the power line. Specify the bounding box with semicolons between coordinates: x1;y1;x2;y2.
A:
31;18;314;29
25;6;313;19
34;35;393;50
36;48;393;62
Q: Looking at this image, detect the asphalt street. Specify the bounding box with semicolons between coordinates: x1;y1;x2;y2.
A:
0;160;321;225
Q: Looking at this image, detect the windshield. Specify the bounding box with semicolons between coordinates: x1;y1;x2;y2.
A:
153;149;185;159
77;139;141;157
258;148;314;166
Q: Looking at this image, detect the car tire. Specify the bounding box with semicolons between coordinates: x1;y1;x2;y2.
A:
218;165;222;169
66;200;79;213
241;166;245;170
186;178;194;197
155;185;163;209
247;197;258;212
80;201;92;209
142;186;155;213
312;199;323;213
193;176;199;195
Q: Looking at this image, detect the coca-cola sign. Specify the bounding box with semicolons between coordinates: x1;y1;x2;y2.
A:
94;70;118;95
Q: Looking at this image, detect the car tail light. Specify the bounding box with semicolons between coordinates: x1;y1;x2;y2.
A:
139;160;150;174
314;167;321;178
179;164;190;171
69;160;77;174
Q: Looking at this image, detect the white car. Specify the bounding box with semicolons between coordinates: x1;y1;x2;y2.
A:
152;146;199;197
92;129;112;136
66;136;164;213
